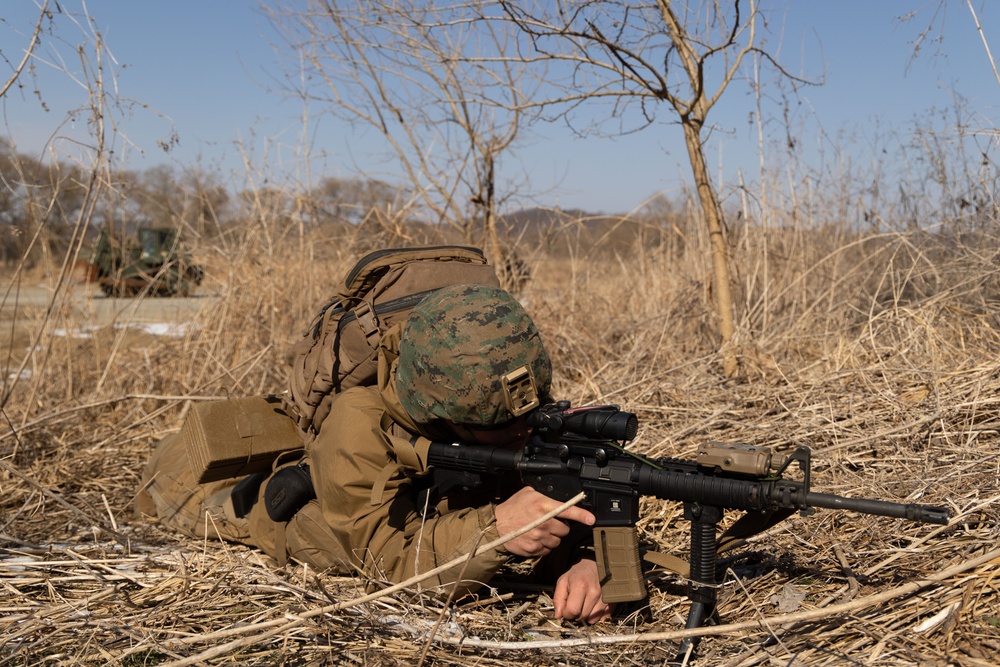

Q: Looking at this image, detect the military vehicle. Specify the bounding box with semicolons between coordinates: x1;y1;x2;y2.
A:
89;226;204;297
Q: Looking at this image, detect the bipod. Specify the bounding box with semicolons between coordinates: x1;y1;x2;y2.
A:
673;502;723;665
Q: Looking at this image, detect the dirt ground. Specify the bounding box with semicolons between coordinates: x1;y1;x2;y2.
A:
0;281;222;377
0;282;219;327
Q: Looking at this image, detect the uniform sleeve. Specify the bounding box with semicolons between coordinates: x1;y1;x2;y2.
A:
308;387;510;596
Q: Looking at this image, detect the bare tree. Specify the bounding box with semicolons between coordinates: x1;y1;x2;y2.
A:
478;0;805;376
265;1;537;283
309;175;404;227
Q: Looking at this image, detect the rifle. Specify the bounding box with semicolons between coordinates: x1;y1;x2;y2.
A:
427;402;949;658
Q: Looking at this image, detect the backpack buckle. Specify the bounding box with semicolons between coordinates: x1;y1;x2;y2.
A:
353;300;381;340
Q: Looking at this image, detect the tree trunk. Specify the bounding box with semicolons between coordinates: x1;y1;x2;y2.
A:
681;119;739;377
478;153;509;289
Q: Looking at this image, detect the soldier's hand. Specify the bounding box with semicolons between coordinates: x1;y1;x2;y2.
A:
494;486;595;557
554;558;613;624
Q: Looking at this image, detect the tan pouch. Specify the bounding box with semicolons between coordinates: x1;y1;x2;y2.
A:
184;395;304;483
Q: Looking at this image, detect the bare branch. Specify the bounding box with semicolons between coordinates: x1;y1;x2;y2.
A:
965;0;1000;90
0;0;51;99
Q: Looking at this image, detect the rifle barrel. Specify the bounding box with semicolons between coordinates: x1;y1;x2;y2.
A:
806;492;950;525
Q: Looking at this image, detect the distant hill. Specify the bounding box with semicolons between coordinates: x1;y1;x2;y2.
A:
499;206;662;256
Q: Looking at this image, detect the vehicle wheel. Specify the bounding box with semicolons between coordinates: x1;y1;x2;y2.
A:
187;265;205;285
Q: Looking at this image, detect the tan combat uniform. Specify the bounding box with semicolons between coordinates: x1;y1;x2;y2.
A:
136;325;516;596
136;327;532;593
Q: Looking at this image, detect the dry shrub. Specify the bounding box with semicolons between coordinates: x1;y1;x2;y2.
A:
1;216;998;666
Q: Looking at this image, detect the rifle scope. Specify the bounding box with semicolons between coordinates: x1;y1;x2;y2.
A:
528;403;638;442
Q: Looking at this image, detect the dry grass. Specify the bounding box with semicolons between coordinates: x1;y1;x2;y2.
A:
1;220;999;666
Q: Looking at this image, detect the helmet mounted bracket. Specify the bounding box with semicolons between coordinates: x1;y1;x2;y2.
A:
501;365;539;417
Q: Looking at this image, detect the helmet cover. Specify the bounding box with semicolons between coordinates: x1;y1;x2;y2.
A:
396;284;551;426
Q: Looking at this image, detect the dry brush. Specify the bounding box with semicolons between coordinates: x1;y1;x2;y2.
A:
0;213;998;666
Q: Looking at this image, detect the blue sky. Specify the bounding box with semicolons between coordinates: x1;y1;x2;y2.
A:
1;1;998;214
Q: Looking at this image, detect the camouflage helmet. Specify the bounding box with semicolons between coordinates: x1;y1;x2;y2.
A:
396;284;552;427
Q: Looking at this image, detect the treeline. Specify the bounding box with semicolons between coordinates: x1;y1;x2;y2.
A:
0;138;696;270
0;141;214;265
0;138;420;266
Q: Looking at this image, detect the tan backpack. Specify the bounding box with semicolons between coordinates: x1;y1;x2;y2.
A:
284;245;501;435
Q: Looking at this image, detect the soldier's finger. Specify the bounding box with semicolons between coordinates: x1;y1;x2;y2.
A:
556;505;596;526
